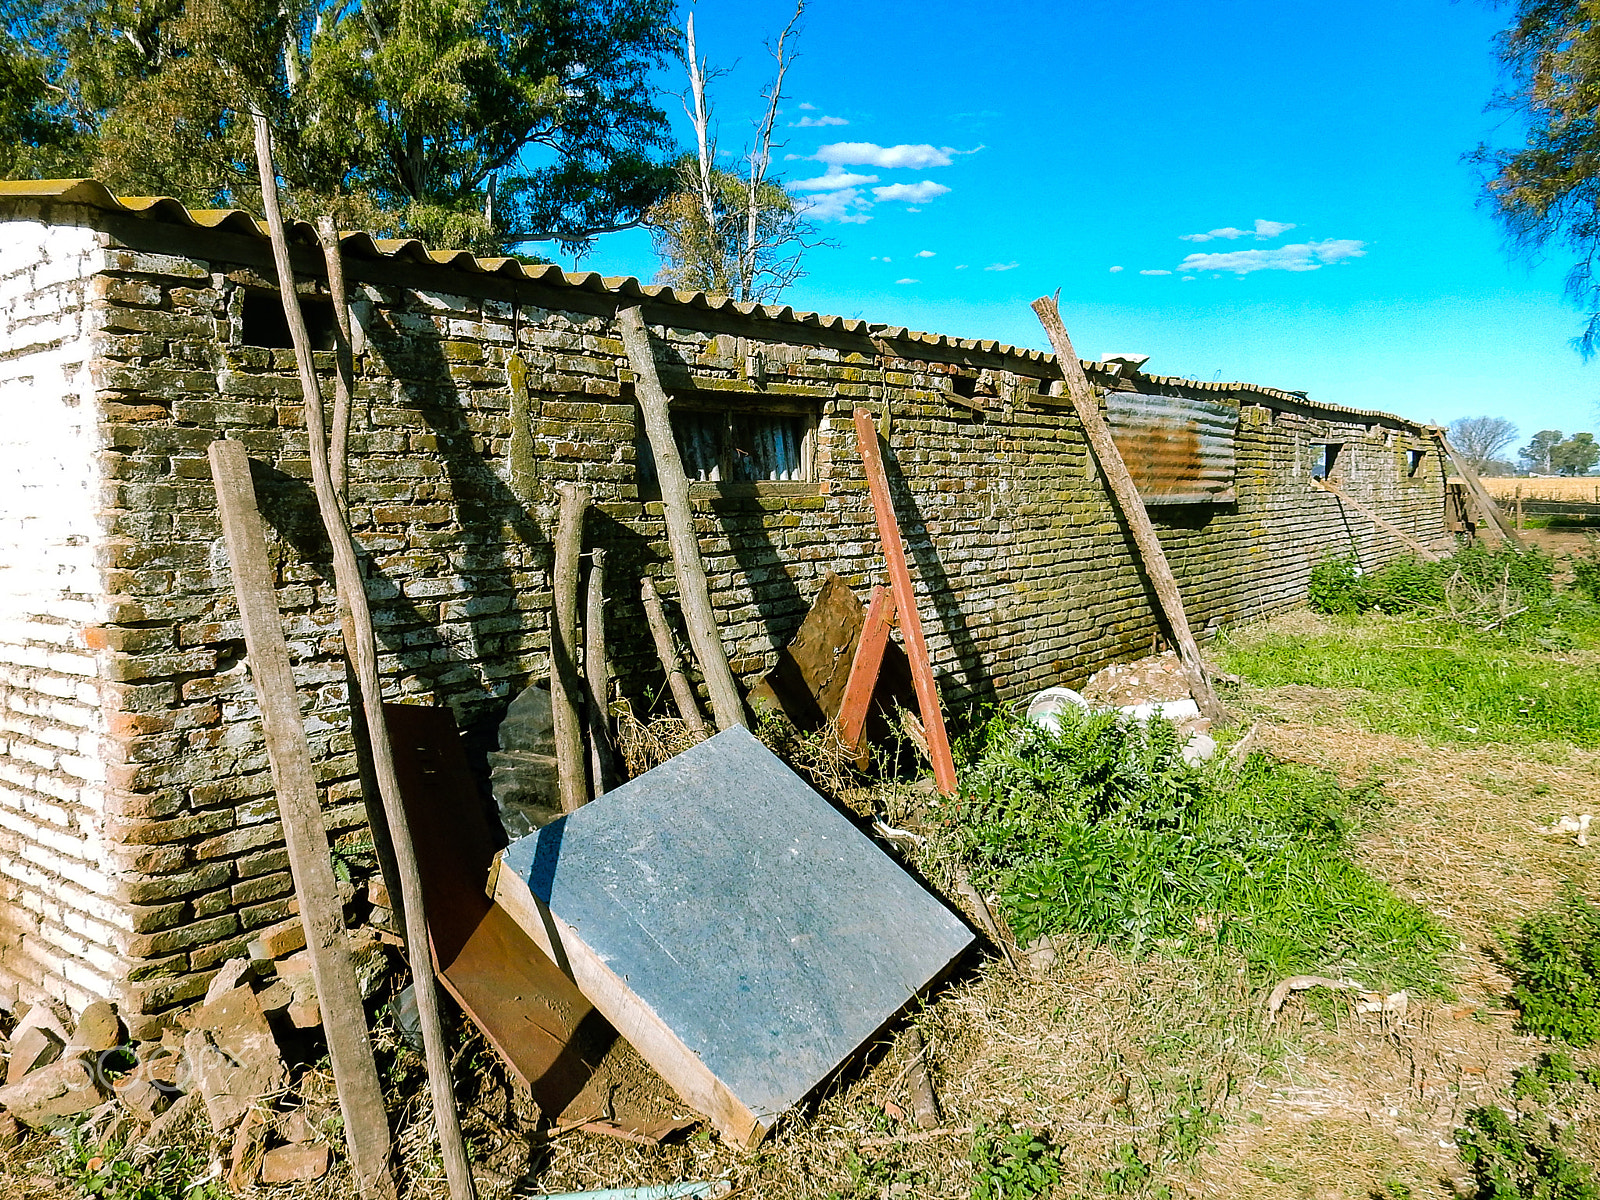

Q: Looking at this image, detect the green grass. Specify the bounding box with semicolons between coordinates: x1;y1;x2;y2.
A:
947;707;1451;992
1221;622;1600;748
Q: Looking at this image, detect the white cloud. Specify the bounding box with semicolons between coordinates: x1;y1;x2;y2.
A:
1109;265;1124;273
816;142;954;169
798;102;817;110
873;181;951;203
985;261;1019;272
871;255;892;262
955;264;968;270
896;278;919;285
1177;238;1366;274
1140;269;1172;276
1252;219;1295;239
1181;218;1297;243
916;249;936;258
789;166;879;191
792;115;848;128
797;187;873;224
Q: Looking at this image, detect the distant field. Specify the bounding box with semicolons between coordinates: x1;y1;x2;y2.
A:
1481;476;1600;502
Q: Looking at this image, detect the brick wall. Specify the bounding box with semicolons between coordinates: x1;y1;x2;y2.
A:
0;198;1449;1031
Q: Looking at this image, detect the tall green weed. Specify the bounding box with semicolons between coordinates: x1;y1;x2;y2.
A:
1308;543;1568;639
947;707;1448;990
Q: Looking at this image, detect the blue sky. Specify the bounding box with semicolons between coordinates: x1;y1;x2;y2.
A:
577;0;1600;445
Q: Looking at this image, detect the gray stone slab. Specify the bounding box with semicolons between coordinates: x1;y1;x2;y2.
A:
498;726;973;1134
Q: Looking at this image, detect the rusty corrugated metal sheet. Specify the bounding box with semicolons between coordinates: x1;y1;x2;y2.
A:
1105;392;1238;504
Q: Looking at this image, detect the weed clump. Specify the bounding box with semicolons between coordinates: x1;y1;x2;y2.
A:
1307;543;1571;637
1456;1053;1600;1200
970;1124;1062;1200
1505;887;1600;1046
947;706;1449;989
1574;540;1600;604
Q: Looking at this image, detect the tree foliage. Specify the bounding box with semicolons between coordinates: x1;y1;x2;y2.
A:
1475;0;1600;354
1520;428;1566;473
1449;415;1519;472
1553;430;1600;474
3;0;678;254
1518;428;1600;474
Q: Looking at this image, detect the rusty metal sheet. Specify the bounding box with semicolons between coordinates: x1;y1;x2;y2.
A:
1105;391;1238;504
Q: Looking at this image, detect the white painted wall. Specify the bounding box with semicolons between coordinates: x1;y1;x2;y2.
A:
0;216;124;1013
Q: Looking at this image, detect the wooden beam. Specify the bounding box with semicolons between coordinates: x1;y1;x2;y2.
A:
208;440;397;1200
837;585;894;755
616;304;747;730
851;410;959;796
1310;479;1442;562
251;115;476;1200
551;484;590;811
641;577;708;735
1434;432;1524;545
1030;295;1227;725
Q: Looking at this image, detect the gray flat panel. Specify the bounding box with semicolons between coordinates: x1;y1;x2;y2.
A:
500;727;973;1125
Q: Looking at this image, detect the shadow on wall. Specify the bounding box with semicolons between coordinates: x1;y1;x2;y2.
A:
874;433;992;709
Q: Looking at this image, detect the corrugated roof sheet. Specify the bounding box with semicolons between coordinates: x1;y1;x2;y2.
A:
0;179;1428;430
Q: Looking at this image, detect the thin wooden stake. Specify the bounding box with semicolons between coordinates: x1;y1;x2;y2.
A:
903;1028;940;1131
641;576;708;734
852;409;959;796
616;304;747;730
251;114;476;1200
551;483;590;811
1031;295;1228;725
315;214;355;504
584;547;619;794
208;440;397;1200
1310;478;1442;562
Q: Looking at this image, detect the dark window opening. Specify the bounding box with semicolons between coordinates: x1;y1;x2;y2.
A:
950;373;978;399
1407;448;1426;478
241;290;336;350
637;404;815;494
1312;442;1343;481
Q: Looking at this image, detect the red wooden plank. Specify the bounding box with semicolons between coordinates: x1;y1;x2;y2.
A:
852;410;959;796
837;585;895;753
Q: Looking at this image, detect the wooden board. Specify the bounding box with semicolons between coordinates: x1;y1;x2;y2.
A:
490;727;974;1146
385;704;682;1138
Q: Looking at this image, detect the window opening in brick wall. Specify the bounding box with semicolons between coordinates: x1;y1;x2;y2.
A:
241;289;336;351
1407;448;1426;478
1312;442;1343;481
636;402;816;494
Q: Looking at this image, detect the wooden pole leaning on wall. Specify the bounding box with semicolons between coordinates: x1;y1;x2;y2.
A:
315;214;356;504
1309;478;1442;562
251;115;478;1200
1030;294;1228;725
641;576;709;735
209;440;398;1200
1433;431;1524;546
616;304;747;730
852;409;960;797
585;547;619;794
551;483;590;811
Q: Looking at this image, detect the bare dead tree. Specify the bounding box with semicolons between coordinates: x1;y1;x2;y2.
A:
652;1;821;303
740;1;805;302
